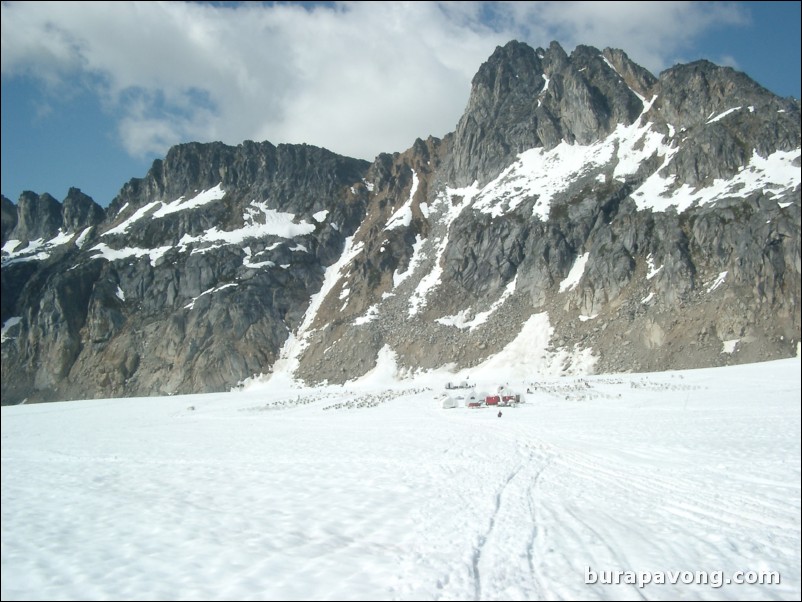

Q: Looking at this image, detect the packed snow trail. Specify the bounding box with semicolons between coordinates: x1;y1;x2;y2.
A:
2;359;800;601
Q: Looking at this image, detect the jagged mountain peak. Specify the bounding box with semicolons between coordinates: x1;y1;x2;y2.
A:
109;140;370;218
601;47;657;98
13;191;67;243
448;40;650;186
654;58;799;130
472;39;543;85
62;188;106;233
1;195;17;245
2;40;799;404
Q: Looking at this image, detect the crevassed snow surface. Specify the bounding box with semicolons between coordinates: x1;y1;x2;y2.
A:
2;357;799;601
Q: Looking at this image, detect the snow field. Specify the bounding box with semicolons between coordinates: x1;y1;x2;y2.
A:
2;358;800;601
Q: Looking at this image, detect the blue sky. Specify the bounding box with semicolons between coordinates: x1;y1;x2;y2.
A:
2;1;800;207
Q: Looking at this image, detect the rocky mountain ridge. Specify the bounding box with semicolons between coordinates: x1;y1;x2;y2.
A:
2;40;800;403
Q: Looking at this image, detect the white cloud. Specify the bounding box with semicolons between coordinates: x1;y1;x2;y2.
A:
503;1;747;72
716;54;741;69
0;1;748;161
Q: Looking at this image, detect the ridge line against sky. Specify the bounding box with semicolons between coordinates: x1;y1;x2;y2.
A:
2;1;800;207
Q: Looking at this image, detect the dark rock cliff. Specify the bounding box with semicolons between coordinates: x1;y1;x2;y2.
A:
2;142;370;402
2;41;799;403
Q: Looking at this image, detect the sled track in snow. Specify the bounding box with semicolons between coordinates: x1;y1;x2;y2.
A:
470;464;523;600
524;452;552;601
464;433;558;600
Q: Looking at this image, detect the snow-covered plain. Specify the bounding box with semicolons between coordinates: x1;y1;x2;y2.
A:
2;357;800;601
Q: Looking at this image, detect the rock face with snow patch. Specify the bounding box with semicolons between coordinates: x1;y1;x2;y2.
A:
446;41;651;187
2;40;800;403
2;142;369;403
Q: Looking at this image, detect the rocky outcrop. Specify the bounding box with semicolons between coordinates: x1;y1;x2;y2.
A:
3;188;105;245
2;40;800;404
2;142;370;403
1;195;17;245
601;47;657;99
649;61;801;188
12;191;63;243
62;188;105;234
292;41;800;385
447;41;647;186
